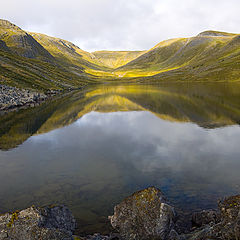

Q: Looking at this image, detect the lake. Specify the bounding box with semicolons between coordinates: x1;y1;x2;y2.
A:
0;83;240;234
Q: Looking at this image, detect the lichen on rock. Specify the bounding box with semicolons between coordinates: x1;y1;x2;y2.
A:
0;205;76;240
109;186;178;240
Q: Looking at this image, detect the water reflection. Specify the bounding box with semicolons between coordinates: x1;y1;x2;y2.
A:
1;83;240;150
0;83;240;233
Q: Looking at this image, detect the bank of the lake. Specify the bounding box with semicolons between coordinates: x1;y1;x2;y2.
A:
0;187;239;240
1;83;240;238
0;84;87;114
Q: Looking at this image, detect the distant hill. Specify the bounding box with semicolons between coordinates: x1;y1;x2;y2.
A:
92;50;145;68
0;19;239;92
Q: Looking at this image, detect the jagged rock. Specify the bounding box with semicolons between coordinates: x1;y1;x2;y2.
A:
109;187;177;240
0;205;76;240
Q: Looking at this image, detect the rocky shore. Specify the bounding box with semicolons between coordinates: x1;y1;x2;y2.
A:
0;84;48;112
0;84;64;113
0;187;239;240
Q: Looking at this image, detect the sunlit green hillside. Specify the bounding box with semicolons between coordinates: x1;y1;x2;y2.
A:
92;51;145;69
115;31;240;81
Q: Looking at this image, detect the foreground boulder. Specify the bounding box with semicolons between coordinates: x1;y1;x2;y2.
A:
109;187;177;240
0;205;76;240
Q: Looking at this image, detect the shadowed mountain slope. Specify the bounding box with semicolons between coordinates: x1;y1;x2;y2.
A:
0;20;54;61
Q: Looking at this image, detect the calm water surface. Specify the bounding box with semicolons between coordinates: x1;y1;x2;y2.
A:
0;83;240;233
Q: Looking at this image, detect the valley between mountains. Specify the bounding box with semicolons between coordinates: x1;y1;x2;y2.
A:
0;19;239;95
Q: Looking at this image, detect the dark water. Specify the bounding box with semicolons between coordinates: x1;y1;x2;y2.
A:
1;83;240;233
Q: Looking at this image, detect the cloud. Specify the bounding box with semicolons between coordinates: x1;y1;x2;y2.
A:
0;0;239;51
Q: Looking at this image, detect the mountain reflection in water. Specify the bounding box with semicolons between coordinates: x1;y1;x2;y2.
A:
0;83;240;234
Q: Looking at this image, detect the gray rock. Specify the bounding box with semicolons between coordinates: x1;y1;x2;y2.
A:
109;187;177;240
184;195;240;240
0;84;47;111
191;209;220;227
0;205;76;240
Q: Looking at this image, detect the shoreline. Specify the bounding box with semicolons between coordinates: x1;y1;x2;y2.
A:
0;84;86;115
0;187;239;240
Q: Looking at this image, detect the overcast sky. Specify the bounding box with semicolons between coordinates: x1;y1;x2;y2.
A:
1;0;239;51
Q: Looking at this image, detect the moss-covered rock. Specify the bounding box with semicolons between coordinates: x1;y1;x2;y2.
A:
109;187;177;240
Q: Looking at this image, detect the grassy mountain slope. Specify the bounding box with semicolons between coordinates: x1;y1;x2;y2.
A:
29;32;108;71
115;31;240;81
0;20;54;61
92;51;145;69
0;49;96;91
0;20;105;91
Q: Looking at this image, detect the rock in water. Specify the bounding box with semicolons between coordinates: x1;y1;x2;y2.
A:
109;187;177;240
0;205;76;240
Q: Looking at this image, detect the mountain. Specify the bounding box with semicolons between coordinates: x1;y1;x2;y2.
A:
0;20;54;61
115;30;240;81
0;19;239;92
0;20;94;91
28;32;106;70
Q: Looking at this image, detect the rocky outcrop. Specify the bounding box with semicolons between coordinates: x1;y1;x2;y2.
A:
0;205;76;240
109;187;177;240
0;84;47;111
